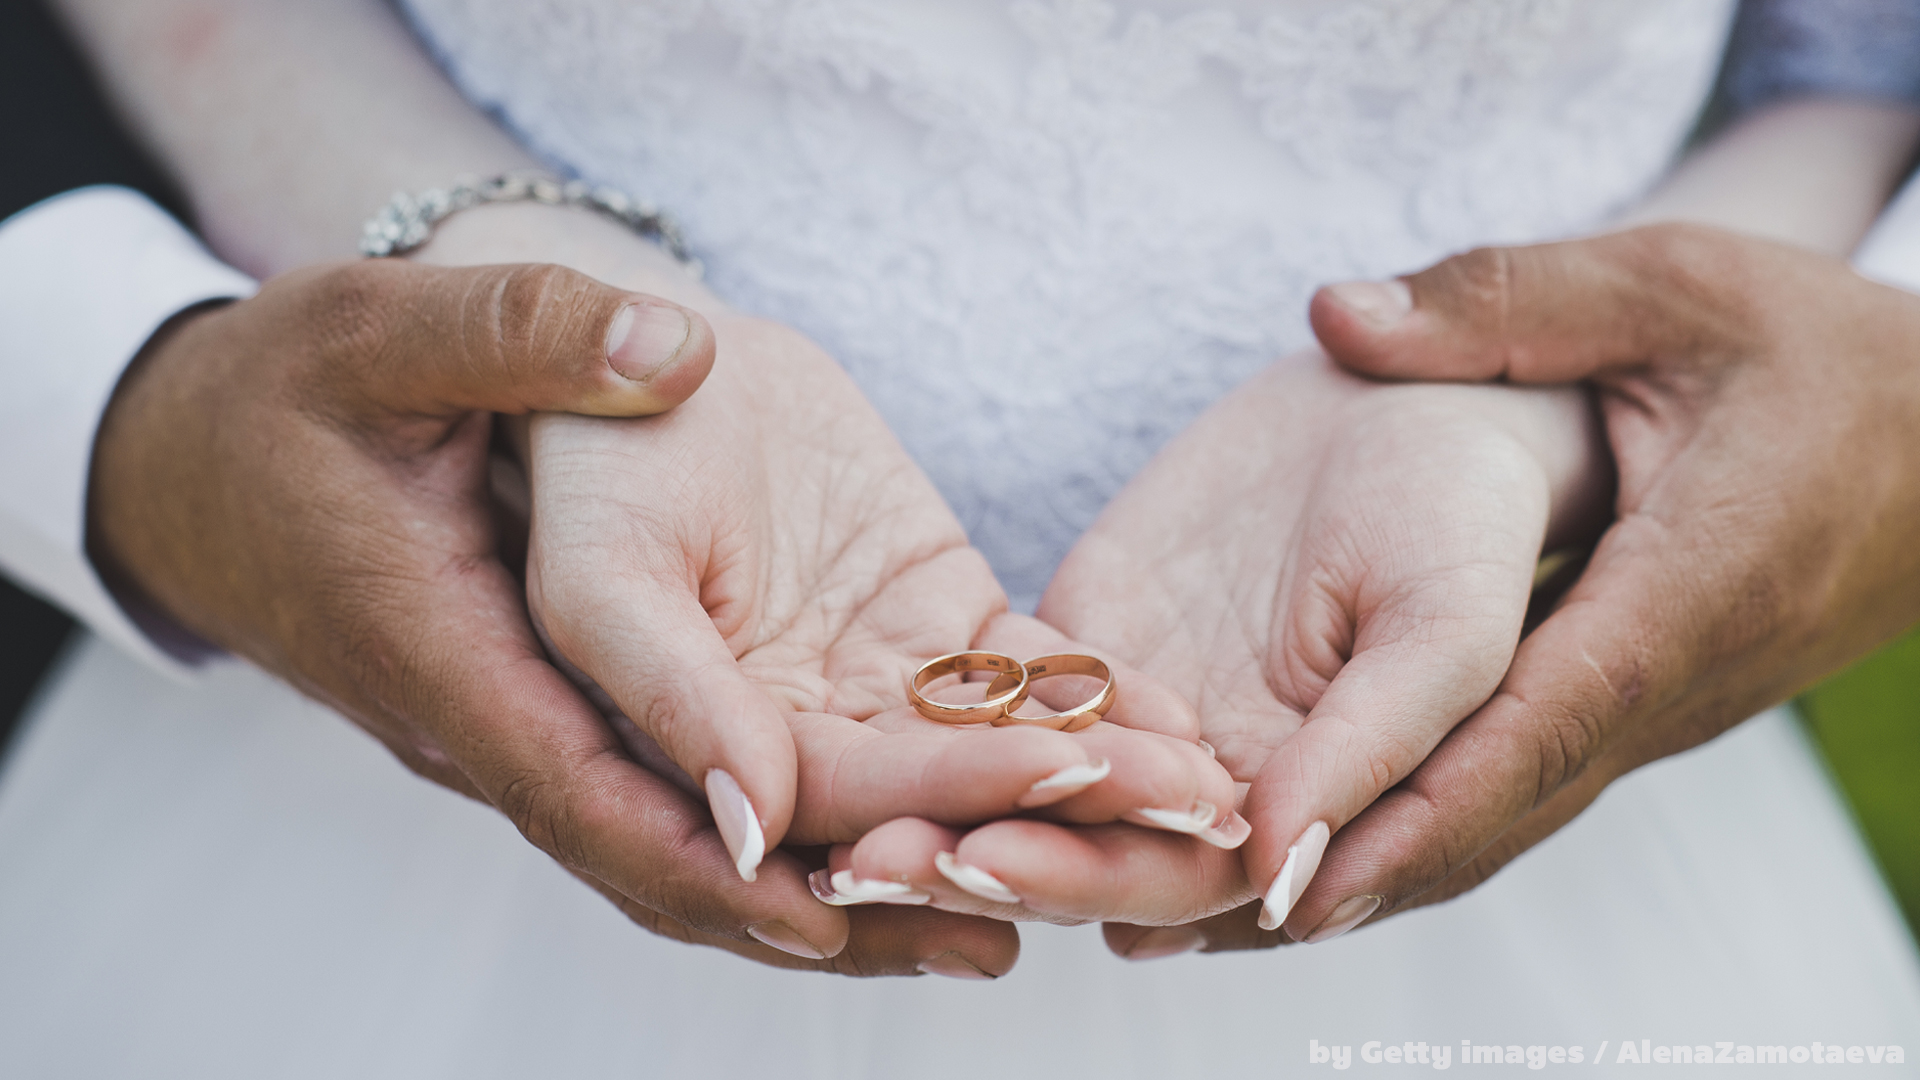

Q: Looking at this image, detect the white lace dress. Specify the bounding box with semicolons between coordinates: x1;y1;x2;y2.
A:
2;3;1918;1077
403;0;1745;608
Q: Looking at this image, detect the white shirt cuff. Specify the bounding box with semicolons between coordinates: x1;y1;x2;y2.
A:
1854;172;1920;288
0;186;257;677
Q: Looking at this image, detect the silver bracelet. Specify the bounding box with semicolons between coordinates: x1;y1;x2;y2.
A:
358;172;700;274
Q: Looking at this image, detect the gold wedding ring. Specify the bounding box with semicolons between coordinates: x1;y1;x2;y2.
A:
908;651;1031;724
984;654;1117;733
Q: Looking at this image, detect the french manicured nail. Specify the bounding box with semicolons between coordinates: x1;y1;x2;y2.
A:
1304;894;1383;944
1129;801;1246;847
1016;758;1112;808
606;302;692;380
1122;925;1206;961
1258;820;1331;931
934;851;1021;905
746;920;830;960
705;769;765;882
1326;279;1412;330
808;869;930;907
1202;811;1252;850
917;951;997;980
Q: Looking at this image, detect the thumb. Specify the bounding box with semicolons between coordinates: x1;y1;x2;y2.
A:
1240;575;1533;938
287;258;716;418
1309;224;1758;384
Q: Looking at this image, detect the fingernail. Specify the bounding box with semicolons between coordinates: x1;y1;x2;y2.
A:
809;869;930;907
1127;801;1221;838
934;851;1021;905
1016;758;1113;808
1258;821;1331;931
1196;739;1217;759
705;769;765;882
916;951;997;980
1122;925;1206;961
746;920;830;960
606;302;692;380
1304;894;1383;944
1201;811;1252;850
1325;280;1412;331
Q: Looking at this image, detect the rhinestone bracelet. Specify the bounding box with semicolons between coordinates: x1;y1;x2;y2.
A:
358;172;700;275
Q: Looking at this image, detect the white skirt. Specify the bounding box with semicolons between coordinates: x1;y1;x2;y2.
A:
2;636;1916;1078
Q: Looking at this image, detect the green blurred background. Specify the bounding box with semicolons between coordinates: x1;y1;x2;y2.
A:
1799;629;1920;943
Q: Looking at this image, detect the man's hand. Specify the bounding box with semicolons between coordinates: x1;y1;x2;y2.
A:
1294;223;1920;930
82;257;1023;977
90;257;713;790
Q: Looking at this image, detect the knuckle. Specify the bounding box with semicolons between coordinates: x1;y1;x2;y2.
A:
827;946;879;978
1529;694;1606;802
619;900;700;947
496;771;586;867
490;263;598;381
1425;245;1512;334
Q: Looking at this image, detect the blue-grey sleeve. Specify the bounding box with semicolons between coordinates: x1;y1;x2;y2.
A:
1721;0;1920;112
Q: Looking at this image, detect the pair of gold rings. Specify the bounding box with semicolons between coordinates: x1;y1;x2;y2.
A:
907;651;1116;732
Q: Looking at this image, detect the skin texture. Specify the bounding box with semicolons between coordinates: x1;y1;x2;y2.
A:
1290;223;1920;932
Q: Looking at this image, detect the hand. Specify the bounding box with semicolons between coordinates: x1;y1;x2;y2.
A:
409;207;1240;968
833;351;1604;947
1292;223;1920;928
81;254;1016;978
89;257;710;790
516;307;1247;935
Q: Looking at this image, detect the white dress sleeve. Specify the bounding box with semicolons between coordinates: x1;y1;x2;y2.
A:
0;186;257;677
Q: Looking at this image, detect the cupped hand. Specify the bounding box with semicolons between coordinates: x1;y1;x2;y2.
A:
834;349;1605;948
399;207;1241;968
83;251;1052;979
516;307;1247;922
1282;223;1920;930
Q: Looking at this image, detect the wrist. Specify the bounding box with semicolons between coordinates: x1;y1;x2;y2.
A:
405;201;722;314
85;300;233;653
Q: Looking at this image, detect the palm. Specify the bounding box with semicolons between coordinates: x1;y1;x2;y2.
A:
886;350;1595;930
526;313;1235;854
1052;351;1553;784
542;314;997;714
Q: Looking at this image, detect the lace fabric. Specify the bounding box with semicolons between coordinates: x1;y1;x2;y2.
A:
401;0;1733;606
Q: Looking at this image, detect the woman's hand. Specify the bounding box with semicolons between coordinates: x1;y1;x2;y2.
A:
413;206;1241;964
519;308;1241;856
829;352;1605;946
